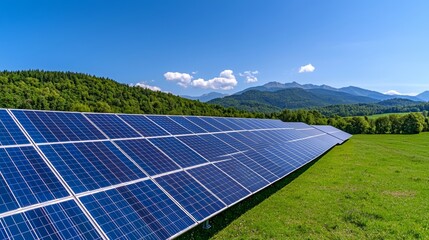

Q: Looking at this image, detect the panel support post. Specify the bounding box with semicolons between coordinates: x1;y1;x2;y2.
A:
202;220;211;230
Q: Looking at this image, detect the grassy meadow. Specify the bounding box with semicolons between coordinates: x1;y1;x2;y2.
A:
178;133;429;239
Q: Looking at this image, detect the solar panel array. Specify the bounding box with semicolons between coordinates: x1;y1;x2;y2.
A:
0;109;351;239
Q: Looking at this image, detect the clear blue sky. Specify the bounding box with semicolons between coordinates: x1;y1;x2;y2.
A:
1;0;428;96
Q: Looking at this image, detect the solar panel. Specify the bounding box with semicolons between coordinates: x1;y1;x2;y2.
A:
185;116;221;132
215;159;269;192
187;164;251;205
199;117;234;131
84;113;141;139
168;116;207;134
0;200;102;239
0;110;29;146
312;125;352;142
39;141;146;193
12;110;106;143
155;171;226;221
148;137;208;168
178;135;231;161
0;108;352;239
0;146;69;208
80;180;195;239
118;114;170;137
146;115;193;135
114;139;180;176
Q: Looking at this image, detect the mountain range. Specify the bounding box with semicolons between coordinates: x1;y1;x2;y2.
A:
200;81;429;113
183;81;429;103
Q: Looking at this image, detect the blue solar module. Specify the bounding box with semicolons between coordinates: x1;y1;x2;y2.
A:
0;200;102;239
168;116;207;134
266;145;304;167
0;174;19;214
12;110;106;143
178;135;234;161
242;150;287;179
228;131;259;147
80;180;195;239
149;137;208;168
0;110;29;146
199;117;234;131
215;159;269;192
40;141;146;194
155;171;226;221
223;118;254;130
115;139;180;176
185;116;221;132
215;117;247;130
232;153;278;182
85;113;141;139
187;164;251;205
0;146;69;208
312;125;352;142
118;114;170;137
146;115;193;135
257;148;296;178
213;133;252;152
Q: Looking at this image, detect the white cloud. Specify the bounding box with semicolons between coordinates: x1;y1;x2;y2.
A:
383;90;418;96
239;70;259;83
384;90;401;95
163;70;238;90
299;64;315;73
163;72;193;87
134;82;161;91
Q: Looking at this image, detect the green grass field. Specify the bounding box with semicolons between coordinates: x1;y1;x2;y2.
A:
178;133;429;239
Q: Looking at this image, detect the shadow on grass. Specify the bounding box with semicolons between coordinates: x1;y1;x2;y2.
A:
176;153;326;240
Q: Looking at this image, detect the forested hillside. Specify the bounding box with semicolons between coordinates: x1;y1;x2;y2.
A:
0;70;261;117
209;88;377;112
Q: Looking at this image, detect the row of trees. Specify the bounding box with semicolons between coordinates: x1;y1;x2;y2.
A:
278;110;429;134
0;70;265;118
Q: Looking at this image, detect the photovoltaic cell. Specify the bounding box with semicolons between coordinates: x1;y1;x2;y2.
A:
115;139;180;176
213;133;252;152
12;110;106;143
215;159;269;192
215;117;246;130
185;116;221;132
0;110;29;146
199;117;233;131
187;164;251;205
118;114;170;137
85;114;141;139
0;146;69;207
149;137;208;168
40;141;146;194
178;135;231;161
80;180;195;239
146;115;193;135
0;174;19;214
312;125;352;142
155;171;226;221
0;200;102;239
232;153;278;182
168;116;207;134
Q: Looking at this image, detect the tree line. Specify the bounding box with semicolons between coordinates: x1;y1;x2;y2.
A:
1;70;427;134
0;70;266;118
277;109;429;134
